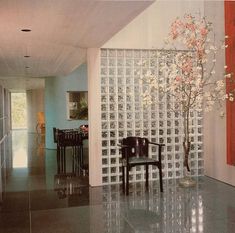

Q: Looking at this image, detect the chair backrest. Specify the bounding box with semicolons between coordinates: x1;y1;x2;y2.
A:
53;127;58;143
122;137;149;158
57;130;82;147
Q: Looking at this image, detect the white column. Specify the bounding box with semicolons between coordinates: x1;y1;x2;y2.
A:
87;48;102;186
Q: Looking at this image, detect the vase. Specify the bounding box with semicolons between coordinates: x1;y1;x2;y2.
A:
178;167;196;188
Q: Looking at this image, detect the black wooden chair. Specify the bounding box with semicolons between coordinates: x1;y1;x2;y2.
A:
119;137;164;195
57;130;83;174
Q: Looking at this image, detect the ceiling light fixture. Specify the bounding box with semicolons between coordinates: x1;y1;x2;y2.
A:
24;55;30;58
25;66;30;69
21;29;31;32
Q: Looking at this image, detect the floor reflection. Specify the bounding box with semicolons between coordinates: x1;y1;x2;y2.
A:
12;130;28;168
1;130;235;233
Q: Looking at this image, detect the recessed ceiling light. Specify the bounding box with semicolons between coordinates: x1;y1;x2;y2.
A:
21;29;31;32
24;55;30;58
25;66;30;69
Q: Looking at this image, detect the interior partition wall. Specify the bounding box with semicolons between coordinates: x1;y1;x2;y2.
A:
0;85;11;201
100;48;204;185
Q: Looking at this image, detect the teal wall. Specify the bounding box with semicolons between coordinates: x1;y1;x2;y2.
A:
45;63;88;149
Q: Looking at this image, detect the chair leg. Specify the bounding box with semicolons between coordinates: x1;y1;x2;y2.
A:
146;164;149;189
63;147;66;173
126;166;129;195
57;146;60;173
72;147;75;174
159;166;163;192
122;165;125;194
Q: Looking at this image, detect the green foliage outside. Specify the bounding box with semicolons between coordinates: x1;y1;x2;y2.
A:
11;93;27;129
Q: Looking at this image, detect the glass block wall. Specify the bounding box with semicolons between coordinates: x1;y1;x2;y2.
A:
100;49;204;185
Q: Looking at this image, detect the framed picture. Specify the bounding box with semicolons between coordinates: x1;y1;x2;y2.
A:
67;91;88;120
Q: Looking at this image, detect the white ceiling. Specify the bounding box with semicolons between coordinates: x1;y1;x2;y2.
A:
0;0;153;90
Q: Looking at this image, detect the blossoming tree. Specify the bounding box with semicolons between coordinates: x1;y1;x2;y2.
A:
141;14;234;174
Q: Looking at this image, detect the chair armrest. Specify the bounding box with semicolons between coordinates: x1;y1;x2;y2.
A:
117;144;130;148
149;141;165;147
117;144;130;162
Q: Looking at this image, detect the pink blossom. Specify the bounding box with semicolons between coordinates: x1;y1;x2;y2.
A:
200;27;208;36
175;76;182;82
186;23;196;31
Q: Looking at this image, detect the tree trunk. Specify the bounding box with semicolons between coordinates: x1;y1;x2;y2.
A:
183;140;191;172
183;108;191;172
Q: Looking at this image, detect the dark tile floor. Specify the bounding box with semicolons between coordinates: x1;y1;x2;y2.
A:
1;130;235;233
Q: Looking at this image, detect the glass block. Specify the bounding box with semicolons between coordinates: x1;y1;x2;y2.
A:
126;68;132;76
134;50;141;58
151;130;156;136
127;112;132;120
102;158;108;165
110;122;116;129
101;58;107;66
109;113;116;120
159;121;164;127
118;87;124;94
109;58;116;67
135;130;141;136
135;121;141;129
108;49;116;57
143;121;148;128
117;50;124;57
101;49;107;57
101;67;107;76
127;121;132;129
102;149;108;156
101;95;107;103
119;131;124;138
101;104;107;112
109;87;115;94
109;104;115;111
118;104;124;111
135;112;140;120
102;132;108;138
134;69;141;76
101;86;107;94
167;137;171;143
102;140;108;147
110;131;116;138
125;50;133;57
141;50;148;58
101;113;107;120
108;96;114;103
109;77;115;86
143;130;148;136
111;158;116;164
109;68;115;76
117;68;124;76
126;104;132;111
110;149;118;156
127;131;132;137
118;95;124;102
101;77;107;85
110;140;116;146
102;122;108;130
118;122;124;129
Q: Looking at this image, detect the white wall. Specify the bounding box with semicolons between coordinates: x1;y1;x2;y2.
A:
27;89;45;133
87;48;102;187
104;0;204;49
203;1;235;186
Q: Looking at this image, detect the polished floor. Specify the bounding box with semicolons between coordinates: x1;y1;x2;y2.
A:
1;131;235;233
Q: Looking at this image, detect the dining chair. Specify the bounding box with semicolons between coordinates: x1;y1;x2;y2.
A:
119;136;165;195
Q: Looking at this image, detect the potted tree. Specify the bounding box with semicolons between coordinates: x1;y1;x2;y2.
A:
140;14;234;187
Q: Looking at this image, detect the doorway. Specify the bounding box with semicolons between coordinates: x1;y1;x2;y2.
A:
11;92;27;130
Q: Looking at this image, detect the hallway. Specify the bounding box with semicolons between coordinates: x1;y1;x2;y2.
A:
1;131;235;233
